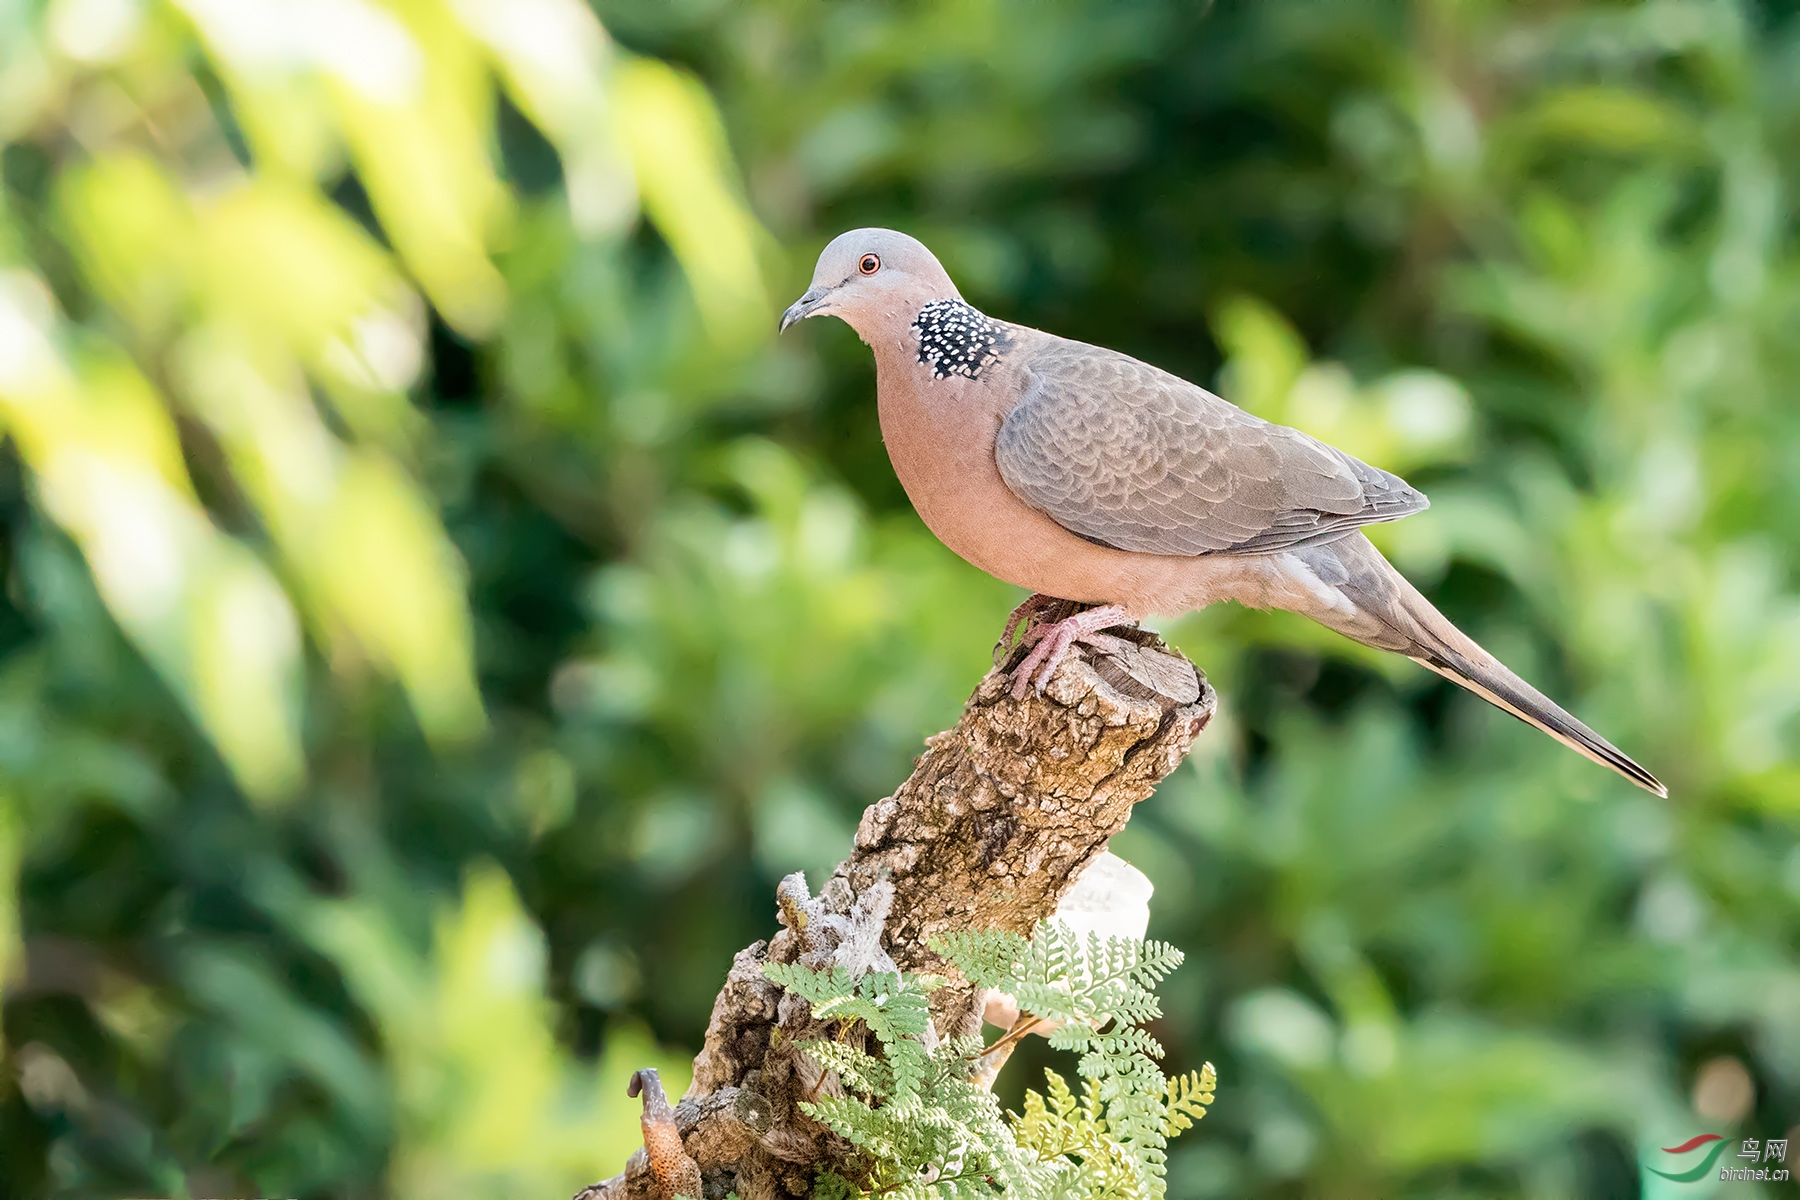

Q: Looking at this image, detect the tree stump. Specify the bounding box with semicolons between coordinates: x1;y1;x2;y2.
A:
576;624;1213;1200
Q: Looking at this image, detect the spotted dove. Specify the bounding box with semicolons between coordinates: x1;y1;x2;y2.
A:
780;228;1664;796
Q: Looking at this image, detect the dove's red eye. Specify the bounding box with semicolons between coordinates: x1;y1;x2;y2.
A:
859;253;881;275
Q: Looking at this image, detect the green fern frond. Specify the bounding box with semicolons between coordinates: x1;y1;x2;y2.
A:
761;913;1218;1199
1015;1070;1147;1199
798;1038;891;1097
1132;940;1184;985
1163;1064;1217;1137
761;961;856;1006
803;1094;904;1159
931;928;1030;989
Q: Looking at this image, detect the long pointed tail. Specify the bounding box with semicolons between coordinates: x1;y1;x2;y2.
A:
1292;534;1667;797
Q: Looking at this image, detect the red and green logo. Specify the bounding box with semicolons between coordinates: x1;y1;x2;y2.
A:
1650;1134;1730;1182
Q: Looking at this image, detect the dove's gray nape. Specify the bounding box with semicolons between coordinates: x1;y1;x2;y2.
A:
994;338;1428;557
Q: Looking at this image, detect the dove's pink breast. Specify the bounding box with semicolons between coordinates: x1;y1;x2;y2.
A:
870;336;1305;620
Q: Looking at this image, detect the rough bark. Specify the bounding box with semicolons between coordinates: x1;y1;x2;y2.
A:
575;622;1214;1200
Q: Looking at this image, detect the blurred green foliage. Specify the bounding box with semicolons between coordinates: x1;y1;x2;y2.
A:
1;0;1797;1197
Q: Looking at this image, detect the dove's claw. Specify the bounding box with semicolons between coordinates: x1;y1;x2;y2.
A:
1007;604;1133;699
996;593;1065;665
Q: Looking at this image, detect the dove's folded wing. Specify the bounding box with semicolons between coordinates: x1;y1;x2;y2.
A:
995;339;1427;557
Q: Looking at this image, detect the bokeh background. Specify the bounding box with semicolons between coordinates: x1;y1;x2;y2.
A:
1;0;1798;1196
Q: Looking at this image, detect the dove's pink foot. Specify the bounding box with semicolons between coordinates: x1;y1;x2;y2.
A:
1009;604;1133;699
997;593;1065;663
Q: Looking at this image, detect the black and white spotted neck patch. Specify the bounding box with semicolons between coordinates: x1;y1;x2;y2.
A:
911;299;1009;380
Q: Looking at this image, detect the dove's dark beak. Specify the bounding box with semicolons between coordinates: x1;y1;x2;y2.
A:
779;285;833;333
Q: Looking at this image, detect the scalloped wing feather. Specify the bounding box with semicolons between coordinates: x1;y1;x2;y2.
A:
995;337;1428;557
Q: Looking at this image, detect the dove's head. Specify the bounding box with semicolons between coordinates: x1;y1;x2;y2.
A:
780;228;961;340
